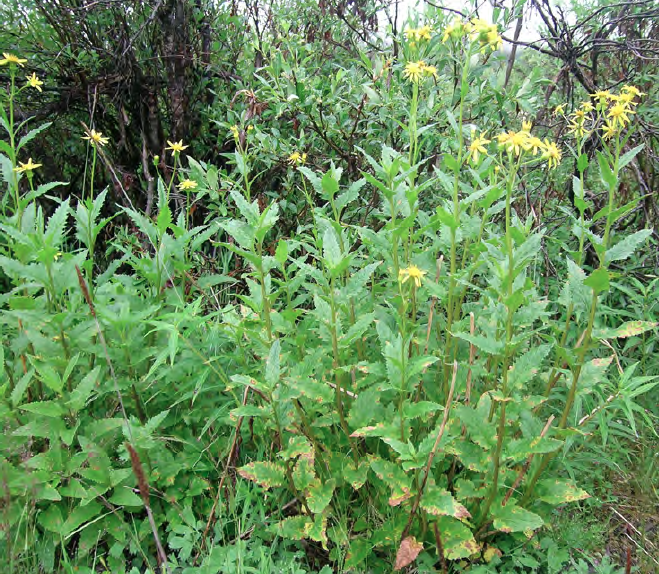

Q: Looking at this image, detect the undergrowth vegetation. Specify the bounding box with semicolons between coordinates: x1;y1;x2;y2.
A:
0;3;658;574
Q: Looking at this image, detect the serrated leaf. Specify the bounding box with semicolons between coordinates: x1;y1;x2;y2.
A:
370;458;413;506
292;456;316;491
322;227;342;270
68;366;101;412
508;345;551;390
62;502;102;537
536;479;590;505
109;487;143;507
491;503;544;536
343;460;369;490
605;229;652;264
156;204;172;235
38;505;64;533
421;487;471;520
20;400;65;418
229;405;267;420
278;436;313;461
403;401;444;420
307;478;335;513
453;332;504;355
237;462;286;490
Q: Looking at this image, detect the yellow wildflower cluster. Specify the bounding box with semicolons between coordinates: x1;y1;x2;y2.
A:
442;17;502;52
561;85;644;141
496;125;561;169
405;25;432;43
287;151;307;165
403;60;438;84
0;52;27;67
399;265;426;287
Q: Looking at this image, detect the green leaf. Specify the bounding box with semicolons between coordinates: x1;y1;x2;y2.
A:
421;487;471;520
238;462;286;490
109;488;143;507
403;401;443;420
584;268;610;294
618;144;644;171
17;122;52;153
270;515;311;541
307;478;335;513
491;503;544;535
370;458;413;507
594;320;658;340
156;204;172;235
38;505;64;533
278;436;313;461
322;227;342;270
292;456;316;491
536;479;590;505
343;461;369;490
345;538;372;569
62;502;102;538
68;366;101;412
605;229;652;264
229;405;268;420
597;152;616;189
20;400;65;418
434;516;480;560
321;170;339;201
508;345;551;390
265;339;281;387
452;332;504;355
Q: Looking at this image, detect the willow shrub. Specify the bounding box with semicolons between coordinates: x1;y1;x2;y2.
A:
0;16;657;574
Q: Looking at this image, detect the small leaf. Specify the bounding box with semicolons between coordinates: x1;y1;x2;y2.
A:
20;400;65;418
583;268;610;294
307;478;335;514
394;536;423;570
265;339;281;387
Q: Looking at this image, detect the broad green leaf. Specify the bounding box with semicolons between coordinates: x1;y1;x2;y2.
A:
491;503;544;536
306;513;328;548
343;461;369;490
270;515;311;540
618;144;644;170
536;479;590;505
370;458;413;506
292;456;316;491
403;400;443;420
156;204;172;235
345;538;372;569
307;478;335;513
435;516;480;560
505;436;563;461
38;505;64;533
508;345;551;389
322;227;343;270
278;436;313;461
421;487;471;520
62;501;102;537
237;462;286;490
109;487;143;507
583;268;609;294
229;405;268;420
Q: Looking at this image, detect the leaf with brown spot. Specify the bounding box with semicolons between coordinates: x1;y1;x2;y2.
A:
421;487;471;520
394;536;423;570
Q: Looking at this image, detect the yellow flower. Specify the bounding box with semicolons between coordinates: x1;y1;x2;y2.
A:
403;61;425;83
0;53;27;67
417;25;432;41
607;102;634;128
591;90;612;109
82;129;109;147
399;265;427;287
497;130;531;156
621;85;645;97
470;18;501;51
229;125;240;139
521;120;532;133
541;140;561;169
580;101;594;113
247;125;254;132
528;136;544;155
25;73;43;92
287;151;307;165
443;17;466;43
553;103;567;116
568;120;589;139
13;158;42;173
468;133;491;163
423;64;438;80
165;139;188;155
601;121;618;141
572;109;586;121
178;179;198;191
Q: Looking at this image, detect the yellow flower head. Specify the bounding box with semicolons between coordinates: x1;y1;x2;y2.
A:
468;132;491;163
405;26;432;43
528;136;544;156
621;85;645;97
607;102;634;128
423;64;438;80
580;101;594;113
13;158;42;173
601;121;618;141
82;129;109;147
469;19;501;51
568;120;590;139
541;140;561;169
521;120;533;133
287;151;307;165
178;179;198;191
497;130;531;156
591;89;612;109
25;73;43;92
165;139;188;155
399;265;427;287
0;53;27;67
442;17;467;43
229;125;240;139
403;61;425;83
553;103;567;116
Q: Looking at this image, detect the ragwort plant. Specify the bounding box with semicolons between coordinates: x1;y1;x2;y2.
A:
224;18;657;571
0;13;657;574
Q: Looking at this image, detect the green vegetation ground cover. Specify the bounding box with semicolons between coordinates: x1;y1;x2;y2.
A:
0;1;658;573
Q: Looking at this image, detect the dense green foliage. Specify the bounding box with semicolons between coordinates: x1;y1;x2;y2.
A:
1;1;658;573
